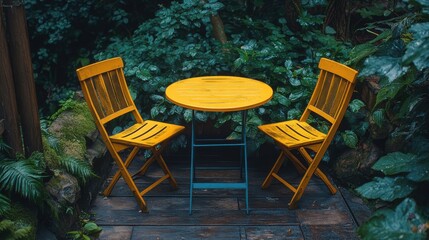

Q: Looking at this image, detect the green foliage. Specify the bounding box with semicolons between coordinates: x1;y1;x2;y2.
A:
0;153;47;205
40;97;97;184
358;198;428;240
352;1;429;238
57;157;96;185
0;220;32;240
96;0;353;151
67;212;102;240
356;176;415;202
0;194;10;216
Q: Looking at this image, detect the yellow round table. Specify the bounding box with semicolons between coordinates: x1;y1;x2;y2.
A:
166;76;273;214
165;76;273;112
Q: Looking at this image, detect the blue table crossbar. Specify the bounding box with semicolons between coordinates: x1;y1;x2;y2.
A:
189;110;249;214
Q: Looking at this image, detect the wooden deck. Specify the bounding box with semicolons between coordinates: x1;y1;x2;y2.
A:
90;151;371;240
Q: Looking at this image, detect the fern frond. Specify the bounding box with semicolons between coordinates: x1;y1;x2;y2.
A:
12;226;32;240
0;193;11;215
57;156;96;184
0;219;14;232
0;160;46;204
0;139;11;157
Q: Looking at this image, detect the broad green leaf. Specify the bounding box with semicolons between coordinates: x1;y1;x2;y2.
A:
288;77;301;87
358;198;427;240
341;130;358;148
183;109;193;123
355;176;415;201
360;56;409;83
406;159;429;182
371;109;385;127
374;82;405;107
403;23;429;70
287;108;301;120
397;94;425;119
348;43;378;65
348;99;366;113
372;152;417;175
289;90;304;102
276;94;291;107
83;222;102;234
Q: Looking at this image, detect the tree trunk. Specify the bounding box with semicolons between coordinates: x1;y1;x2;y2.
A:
284;0;302;31
0;7;23;155
210;14;227;44
4;0;42;156
324;0;350;40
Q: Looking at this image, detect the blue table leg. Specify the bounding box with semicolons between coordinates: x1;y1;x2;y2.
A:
188;110;249;214
242;110;249;214
189;110;195;215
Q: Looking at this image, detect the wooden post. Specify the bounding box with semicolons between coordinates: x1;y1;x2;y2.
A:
3;0;42;156
0;7;23;155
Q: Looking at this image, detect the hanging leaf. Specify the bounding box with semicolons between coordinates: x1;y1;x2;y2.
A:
372;109;385;127
348;99;366;113
372;152;417;175
374;82;405;108
358;198;428;240
355;176;415;201
360;56;409;83
341;130;358;148
403;23;429;70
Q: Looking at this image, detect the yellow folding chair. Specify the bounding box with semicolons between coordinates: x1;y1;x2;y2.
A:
258;58;358;208
76;57;185;212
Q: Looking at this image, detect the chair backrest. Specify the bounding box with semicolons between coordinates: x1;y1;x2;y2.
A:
76;57;143;137
300;58;358;139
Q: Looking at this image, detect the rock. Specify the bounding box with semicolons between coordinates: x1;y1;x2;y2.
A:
46;172;81;205
332;140;383;186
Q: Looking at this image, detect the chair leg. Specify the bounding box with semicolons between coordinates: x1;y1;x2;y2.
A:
298;148;337;194
133;144;177;189
288;151;328;209
156;154;178;189
110;151;148;212
103;147;140;196
261;151;286;189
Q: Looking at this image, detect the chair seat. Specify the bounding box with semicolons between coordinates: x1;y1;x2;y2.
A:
110;120;185;148
258;120;326;148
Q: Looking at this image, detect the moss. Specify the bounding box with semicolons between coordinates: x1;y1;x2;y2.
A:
59;139;86;160
3;202;38;239
42;136;61;170
49;102;95;145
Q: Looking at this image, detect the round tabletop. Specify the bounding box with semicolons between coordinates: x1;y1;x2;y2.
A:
165;76;273;112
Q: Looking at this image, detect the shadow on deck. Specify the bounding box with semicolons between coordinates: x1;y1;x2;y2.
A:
90;151;371;240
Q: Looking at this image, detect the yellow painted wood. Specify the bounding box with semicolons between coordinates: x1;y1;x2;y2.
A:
259;58;358;209
76;57;185;212
165;76;273;112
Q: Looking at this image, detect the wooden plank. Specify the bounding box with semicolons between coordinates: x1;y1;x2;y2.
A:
92;155;366;240
301;223;359;240
92;196;239;211
131;226;241;239
238;191;347;211
94;209;299;226
297;209;354;225
338;186;372;226
98;226;133;240
242;226;304;240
